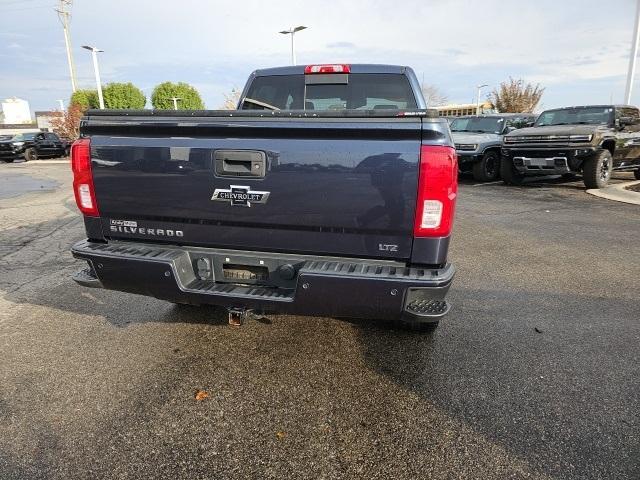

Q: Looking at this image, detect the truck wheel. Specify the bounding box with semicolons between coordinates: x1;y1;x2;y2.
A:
583;150;612;189
500;156;524;185
472;151;501;182
3;159;15;163
634;169;640;180
24;148;37;162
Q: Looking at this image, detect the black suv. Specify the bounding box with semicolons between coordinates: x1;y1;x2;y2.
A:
501;105;640;188
0;131;68;162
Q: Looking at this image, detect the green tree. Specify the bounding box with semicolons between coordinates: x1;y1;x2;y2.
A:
151;82;205;110
102;82;146;109
69;89;99;109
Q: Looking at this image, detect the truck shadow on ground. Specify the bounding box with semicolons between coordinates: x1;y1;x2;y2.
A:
7;277;233;328
2;215;638;479
351;286;639;480
4;268;639;479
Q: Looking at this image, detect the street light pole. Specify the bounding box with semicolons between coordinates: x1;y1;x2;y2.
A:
55;0;77;93
625;0;640;104
476;84;488;115
82;45;105;109
279;26;307;65
170;97;181;110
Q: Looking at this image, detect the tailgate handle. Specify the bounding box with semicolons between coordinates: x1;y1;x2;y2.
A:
214;150;266;178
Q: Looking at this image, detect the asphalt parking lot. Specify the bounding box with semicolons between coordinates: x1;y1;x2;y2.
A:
0;160;638;480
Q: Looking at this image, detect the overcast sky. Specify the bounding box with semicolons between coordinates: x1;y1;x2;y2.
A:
0;0;638;113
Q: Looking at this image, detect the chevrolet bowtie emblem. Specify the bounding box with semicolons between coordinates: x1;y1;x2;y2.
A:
211;185;270;207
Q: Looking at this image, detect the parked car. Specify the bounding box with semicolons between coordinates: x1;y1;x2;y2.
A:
70;64;458;331
0;131;68;162
450;114;535;182
501;105;640;188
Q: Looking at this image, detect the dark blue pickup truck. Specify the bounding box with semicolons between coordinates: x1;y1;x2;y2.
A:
70;64;458;331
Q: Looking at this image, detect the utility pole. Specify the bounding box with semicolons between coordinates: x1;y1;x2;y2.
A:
476;84;488;115
279;26;307;65
55;0;77;93
625;0;640;104
170;97;181;110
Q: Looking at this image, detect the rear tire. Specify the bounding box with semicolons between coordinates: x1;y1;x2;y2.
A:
634;169;640;180
472;150;501;182
24;148;37;162
500;156;525;185
3;158;15;163
583;150;613;189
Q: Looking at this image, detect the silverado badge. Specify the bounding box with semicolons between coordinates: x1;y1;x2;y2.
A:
211;185;270;207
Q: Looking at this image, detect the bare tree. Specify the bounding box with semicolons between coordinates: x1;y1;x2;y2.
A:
219;88;241;110
421;84;448;107
490;78;544;113
50;105;83;140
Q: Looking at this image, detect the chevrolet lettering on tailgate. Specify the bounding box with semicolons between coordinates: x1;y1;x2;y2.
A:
211;185;270;207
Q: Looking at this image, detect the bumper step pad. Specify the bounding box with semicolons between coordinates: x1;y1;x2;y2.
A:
405;299;450;318
71;266;102;288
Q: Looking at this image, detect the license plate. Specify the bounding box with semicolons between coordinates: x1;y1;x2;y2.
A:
525;157;553;167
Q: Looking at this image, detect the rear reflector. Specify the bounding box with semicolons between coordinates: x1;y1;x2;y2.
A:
414;145;458;237
304;64;351;74
71;138;99;216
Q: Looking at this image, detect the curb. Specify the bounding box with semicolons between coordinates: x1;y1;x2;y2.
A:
586;180;640;205
28;159;70;165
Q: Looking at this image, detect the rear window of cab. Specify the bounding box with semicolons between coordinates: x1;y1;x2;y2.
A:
241;73;418;111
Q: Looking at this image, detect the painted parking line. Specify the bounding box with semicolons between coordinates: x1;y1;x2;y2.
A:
470;181;503;187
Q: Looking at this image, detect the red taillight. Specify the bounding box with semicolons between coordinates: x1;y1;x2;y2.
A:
71;138;99;216
414;145;458;237
304;64;351;74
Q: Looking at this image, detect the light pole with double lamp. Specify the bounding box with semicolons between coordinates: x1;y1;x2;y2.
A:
170;97;181;110
476;84;488;115
279;26;307;65
82;45;105;109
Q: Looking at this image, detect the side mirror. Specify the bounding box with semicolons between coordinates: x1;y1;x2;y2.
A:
525;121;535;127
504;126;516;134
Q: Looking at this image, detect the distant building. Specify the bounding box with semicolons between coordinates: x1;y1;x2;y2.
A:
0;124;39;136
434;101;496;117
0;97;32;124
36;111;63;132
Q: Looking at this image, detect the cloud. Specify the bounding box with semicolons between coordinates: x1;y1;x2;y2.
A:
0;0;638;110
326;41;356;49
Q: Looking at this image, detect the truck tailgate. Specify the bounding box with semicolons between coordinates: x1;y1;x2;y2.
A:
85;114;422;260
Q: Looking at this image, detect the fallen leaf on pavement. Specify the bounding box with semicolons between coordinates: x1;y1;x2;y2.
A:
276;431;286;439
195;390;209;401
